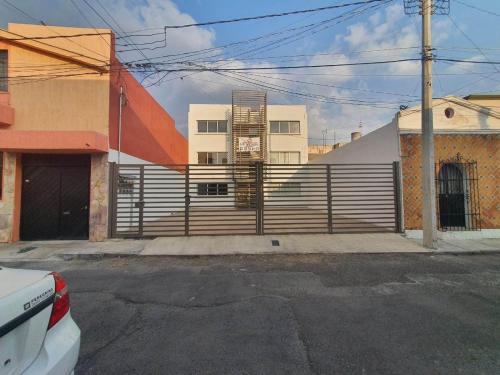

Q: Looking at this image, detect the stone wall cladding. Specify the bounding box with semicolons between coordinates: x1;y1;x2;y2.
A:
0;152;16;242
89;153;109;241
400;133;499;229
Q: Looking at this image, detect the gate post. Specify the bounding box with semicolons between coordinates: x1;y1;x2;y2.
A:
326;164;333;234
138;165;145;237
184;165;190;236
392;161;403;233
255;162;264;235
107;162;118;238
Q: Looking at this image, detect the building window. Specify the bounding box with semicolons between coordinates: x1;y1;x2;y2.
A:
197;183;228;196
0;152;3;199
0;51;7;92
269;121;300;134
198;152;228;164
197;120;228;133
270;151;300;164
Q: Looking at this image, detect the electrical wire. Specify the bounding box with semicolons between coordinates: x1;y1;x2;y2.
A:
160;0;387;29
454;0;500;17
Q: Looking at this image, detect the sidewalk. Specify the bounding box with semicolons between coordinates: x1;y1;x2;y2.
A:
1;233;499;262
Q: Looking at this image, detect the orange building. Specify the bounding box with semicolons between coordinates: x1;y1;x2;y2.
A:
0;23;187;242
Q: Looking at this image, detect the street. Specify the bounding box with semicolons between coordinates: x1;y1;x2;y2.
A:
4;253;500;374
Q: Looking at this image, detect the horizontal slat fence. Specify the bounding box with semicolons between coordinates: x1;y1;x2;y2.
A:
109;162;401;238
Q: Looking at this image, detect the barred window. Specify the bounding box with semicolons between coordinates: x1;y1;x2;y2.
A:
0;51;7;92
197;183;228;196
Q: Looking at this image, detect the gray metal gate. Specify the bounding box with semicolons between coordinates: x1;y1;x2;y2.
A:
109;162;402;238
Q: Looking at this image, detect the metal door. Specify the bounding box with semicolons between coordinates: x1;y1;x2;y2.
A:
436;157;480;231
21;155;90;240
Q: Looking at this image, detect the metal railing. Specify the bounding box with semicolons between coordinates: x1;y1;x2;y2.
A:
109;162;402;238
435;158;481;231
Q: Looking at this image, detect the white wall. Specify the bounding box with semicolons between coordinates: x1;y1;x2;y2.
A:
188;104;232;164
267;105;308;164
188;104;308;164
309;121;400;164
398;96;500;133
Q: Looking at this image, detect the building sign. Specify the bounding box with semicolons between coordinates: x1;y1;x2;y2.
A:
238;137;260;152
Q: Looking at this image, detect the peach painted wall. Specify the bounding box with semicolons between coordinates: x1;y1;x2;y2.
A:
109;59;188;165
4;24;112;135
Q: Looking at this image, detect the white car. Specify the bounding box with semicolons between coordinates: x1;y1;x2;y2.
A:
0;267;80;375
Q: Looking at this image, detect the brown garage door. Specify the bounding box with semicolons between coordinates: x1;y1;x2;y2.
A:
21;154;90;240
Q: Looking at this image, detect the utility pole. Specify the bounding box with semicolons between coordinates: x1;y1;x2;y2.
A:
404;0;449;248
118;85;124;165
421;0;437;248
322;129;328;151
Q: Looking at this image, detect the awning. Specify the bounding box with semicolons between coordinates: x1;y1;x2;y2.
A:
0;130;108;153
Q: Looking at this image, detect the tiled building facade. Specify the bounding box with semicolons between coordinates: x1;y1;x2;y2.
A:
400;133;500;229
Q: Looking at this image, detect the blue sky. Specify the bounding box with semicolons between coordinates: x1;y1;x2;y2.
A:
1;0;499;142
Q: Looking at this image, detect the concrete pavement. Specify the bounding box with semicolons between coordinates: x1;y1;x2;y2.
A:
0;233;499;261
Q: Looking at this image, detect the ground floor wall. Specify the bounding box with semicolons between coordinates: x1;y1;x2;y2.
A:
0;152;109;243
400;133;499;230
0;153;20;242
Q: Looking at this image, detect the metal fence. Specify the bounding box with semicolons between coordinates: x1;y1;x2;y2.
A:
109;162;402;238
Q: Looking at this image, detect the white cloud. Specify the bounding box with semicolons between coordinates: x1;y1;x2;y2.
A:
1;1;467;142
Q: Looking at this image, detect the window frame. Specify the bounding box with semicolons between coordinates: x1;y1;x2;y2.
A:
0;50;7;92
196;120;228;134
269;151;300;164
269;121;300;134
197;183;229;196
197;152;228;165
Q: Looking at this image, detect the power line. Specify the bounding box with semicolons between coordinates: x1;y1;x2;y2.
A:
1;0;110;61
128;58;421;71
69;0;111;49
436;58;500;65
160;0;387;29
80;0;152;66
1;0;39;22
144;0;391;85
240;71;420;98
454;0;500;17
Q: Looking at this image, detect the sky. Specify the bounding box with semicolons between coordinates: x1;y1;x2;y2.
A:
1;0;499;143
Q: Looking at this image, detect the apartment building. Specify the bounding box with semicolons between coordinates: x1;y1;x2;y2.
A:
188;94;308;166
187;91;308;206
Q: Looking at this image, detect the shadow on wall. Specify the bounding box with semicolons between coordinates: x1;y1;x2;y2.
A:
108;61;188;166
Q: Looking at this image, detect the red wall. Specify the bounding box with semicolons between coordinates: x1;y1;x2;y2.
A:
109;58;187;165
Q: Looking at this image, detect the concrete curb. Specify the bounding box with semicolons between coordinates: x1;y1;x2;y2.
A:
57;253;140;261
44;249;499;260
429;250;500;256
2;250;499;262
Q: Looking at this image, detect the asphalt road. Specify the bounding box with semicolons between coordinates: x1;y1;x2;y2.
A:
5;253;500;374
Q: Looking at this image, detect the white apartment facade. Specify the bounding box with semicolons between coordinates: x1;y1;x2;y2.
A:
188;104;308;165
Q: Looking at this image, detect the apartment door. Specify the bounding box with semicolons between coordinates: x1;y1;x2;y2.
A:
21;154;90;240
